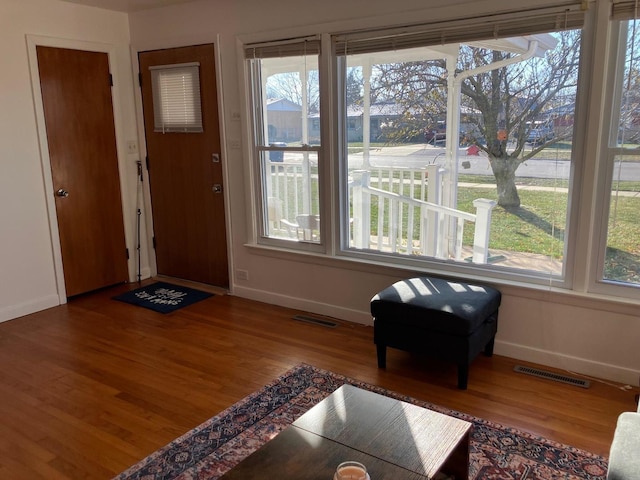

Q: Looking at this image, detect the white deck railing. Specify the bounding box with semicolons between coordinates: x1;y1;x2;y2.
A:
351;167;495;263
267;161;496;263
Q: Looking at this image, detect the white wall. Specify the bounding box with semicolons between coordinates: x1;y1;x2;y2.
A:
0;0;148;321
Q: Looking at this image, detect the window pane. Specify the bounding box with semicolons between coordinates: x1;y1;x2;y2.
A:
263;150;320;242
250;53;321;243
604;19;640;286
605;154;640;284
260;56;320;146
150;64;203;133
343;29;581;277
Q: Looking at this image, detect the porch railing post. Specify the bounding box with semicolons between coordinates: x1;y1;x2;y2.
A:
302;152;311;215
425;165;443;257
472;198;497;263
352;170;371;249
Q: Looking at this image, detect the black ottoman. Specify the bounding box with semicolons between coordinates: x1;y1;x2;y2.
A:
371;276;501;389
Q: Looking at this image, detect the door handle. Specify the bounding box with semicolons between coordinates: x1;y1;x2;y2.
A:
56;188;69;197
212;184;222;193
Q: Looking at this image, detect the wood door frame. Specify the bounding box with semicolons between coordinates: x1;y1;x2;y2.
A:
131;36;234;288
27;35;135;303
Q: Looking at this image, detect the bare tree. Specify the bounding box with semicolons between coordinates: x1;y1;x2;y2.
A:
370;30;582;208
346;67;365;107
617;26;640;145
373;60;447;142
464;30;580;207
266;70;320;113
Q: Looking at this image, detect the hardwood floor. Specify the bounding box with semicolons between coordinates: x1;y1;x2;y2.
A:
0;280;637;479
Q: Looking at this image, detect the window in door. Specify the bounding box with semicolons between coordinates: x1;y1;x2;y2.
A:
150;62;203;133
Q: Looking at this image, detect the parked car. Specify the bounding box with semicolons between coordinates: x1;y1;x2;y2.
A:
269;142;287;162
425;129;483;147
526;126;554;145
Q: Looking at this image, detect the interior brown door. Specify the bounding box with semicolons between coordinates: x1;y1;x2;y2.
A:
139;44;229;288
37;46;129;297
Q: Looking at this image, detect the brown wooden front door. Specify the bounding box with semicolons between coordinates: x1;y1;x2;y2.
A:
36;46;129;297
139;44;229;288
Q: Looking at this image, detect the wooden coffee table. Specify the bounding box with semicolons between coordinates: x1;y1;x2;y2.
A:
221;384;471;479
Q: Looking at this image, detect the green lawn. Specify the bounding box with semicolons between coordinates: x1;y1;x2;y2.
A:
605;195;640;283
460;185;640;283
457;187;566;258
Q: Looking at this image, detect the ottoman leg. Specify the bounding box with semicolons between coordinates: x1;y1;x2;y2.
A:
457;364;469;390
376;344;387;368
484;336;495;356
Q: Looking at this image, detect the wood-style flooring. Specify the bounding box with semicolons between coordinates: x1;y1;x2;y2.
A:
0;279;637;479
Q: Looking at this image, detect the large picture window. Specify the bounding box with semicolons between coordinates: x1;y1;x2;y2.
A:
336;11;584;282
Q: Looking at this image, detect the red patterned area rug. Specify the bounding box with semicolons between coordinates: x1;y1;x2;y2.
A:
113;363;608;480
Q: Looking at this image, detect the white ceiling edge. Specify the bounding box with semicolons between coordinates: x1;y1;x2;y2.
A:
58;0;199;13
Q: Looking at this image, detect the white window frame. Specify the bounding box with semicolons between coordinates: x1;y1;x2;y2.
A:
245;37;326;253
330;6;587;289
590;6;640;299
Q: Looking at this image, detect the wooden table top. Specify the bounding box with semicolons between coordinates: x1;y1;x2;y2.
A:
221;384;471;479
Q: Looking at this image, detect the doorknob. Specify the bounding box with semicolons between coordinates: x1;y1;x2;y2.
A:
56;188;69;197
212;184;222;193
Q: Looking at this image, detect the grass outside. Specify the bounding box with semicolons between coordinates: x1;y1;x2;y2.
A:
457;187;566;258
605;197;640;283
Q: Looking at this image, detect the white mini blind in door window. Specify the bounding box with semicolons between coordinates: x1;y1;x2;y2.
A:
150;62;203;133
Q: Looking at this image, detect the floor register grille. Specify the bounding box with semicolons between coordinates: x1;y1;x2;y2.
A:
514;365;590;388
292;315;338;328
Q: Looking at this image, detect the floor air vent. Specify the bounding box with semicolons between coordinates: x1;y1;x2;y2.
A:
292;315;338;328
514;365;590;388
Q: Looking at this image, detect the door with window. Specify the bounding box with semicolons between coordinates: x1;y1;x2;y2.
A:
139;44;228;288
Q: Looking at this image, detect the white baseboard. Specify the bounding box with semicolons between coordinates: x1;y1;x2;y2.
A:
232;285;373;326
0;295;61;324
1;268;150;324
233;285;640;387
496;340;640;388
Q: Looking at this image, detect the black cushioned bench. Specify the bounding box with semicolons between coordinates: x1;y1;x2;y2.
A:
371;276;501;389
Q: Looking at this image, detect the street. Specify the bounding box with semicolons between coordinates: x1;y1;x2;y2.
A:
348;143;640;180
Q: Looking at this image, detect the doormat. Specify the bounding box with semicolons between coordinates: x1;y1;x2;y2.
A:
112;281;213;314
